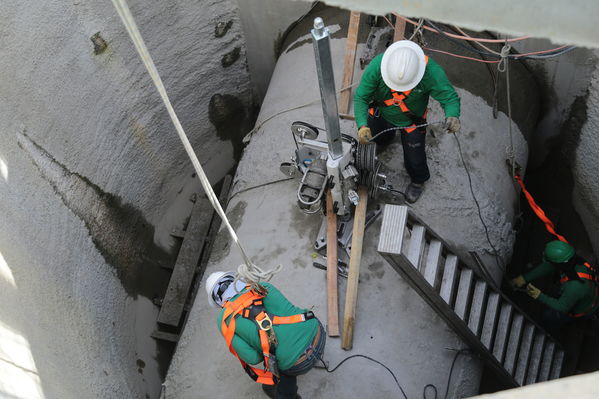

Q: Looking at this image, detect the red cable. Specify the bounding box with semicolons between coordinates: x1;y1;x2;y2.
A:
387;15;568;57
396;14;530;43
517;45;569;57
423;47;501;63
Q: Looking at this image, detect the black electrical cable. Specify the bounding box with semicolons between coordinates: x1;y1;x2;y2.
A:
425;20;576;60
452;133;505;272
318;349;472;399
228;177;295;202
423;349;473;399
318;354;409;399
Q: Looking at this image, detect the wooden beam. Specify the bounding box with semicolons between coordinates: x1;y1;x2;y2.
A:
338;11;361;115
180;174;233;329
151;330;179;343
157;195;213;327
394;15;406;42
341;186;368;350
326;191;340;337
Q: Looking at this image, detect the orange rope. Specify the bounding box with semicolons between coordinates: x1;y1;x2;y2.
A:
514;175;568;243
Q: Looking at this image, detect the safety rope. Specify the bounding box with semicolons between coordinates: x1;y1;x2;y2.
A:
498;43;517;179
110;0;281;289
514;175;568;243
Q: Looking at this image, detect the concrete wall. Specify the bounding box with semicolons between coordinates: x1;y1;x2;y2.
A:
310;0;599;48
0;0;252;398
509;41;596;167
473;371;599;398
573;52;599;260
235;0;312;101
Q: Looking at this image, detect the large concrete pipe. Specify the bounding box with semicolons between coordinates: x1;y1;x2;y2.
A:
166;7;537;398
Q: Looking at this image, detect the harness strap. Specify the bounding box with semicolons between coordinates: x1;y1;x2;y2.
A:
221;289;315;385
374;56;430;133
570;284;599;318
559;262;599;318
559;262;597;284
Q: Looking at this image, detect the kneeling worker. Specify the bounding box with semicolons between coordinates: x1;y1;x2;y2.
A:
354;40;461;203
206;271;325;399
510;241;599;328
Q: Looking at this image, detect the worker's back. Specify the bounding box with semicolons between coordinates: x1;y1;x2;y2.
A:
217;282;319;370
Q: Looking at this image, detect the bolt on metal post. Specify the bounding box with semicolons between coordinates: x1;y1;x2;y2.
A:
311;17;343;160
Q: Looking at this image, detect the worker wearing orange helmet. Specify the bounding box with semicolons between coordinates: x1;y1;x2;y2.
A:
354;40;460;203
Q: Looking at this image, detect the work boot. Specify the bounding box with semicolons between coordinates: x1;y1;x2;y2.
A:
405;182;424;203
262;384;276;399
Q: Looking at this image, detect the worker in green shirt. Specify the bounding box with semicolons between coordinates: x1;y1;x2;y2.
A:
206;271;324;399
510;241;599;330
354;40;461;203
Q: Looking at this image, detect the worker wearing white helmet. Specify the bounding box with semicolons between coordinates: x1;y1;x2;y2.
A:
206;271;324;399
354;40;461;203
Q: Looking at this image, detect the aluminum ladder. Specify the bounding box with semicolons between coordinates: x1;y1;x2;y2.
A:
377;204;565;387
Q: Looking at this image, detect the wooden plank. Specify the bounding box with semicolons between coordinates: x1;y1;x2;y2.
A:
169;227;186;238
196;175;232;279
326;191;340;337
338;11;361;115
157;195;213;327
341;186;368;350
394;15;406;42
182;175;233;328
151;330;179;343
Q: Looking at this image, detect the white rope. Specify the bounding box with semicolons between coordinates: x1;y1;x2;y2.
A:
499;43;516;178
110;0;280;288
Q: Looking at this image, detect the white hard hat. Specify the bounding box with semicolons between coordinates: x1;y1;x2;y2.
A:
205;271;236;307
381;40;426;92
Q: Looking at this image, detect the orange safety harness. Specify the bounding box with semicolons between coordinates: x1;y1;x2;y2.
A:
558;262;599;318
369;56;429;133
515;173;599;317
220;287;315;385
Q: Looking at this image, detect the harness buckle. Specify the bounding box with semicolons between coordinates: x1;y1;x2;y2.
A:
257;314;273;331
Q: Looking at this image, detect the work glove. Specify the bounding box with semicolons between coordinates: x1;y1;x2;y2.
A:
509;275;526;290
357;126;372;144
444;117;460;134
526;283;541;300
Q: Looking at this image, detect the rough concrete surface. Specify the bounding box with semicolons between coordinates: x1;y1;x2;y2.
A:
472;371;599;399
165;25;530;397
311;0;599;48
573;51;599;261
0;1;252;398
235;0;312;101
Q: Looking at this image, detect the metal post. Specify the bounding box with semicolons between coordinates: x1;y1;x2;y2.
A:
311;17;343;160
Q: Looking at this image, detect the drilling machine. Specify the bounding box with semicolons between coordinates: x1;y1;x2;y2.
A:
279;17;402;254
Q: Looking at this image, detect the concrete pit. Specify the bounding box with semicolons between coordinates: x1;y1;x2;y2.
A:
0;1;598;399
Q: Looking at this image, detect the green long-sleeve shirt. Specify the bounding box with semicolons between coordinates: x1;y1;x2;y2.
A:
354;54;460;128
524;261;599;315
217;282;318;371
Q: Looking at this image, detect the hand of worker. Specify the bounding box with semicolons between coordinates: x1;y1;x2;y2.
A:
526;283;541;300
445;117;460;134
358;126;372;144
509;275;526;290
